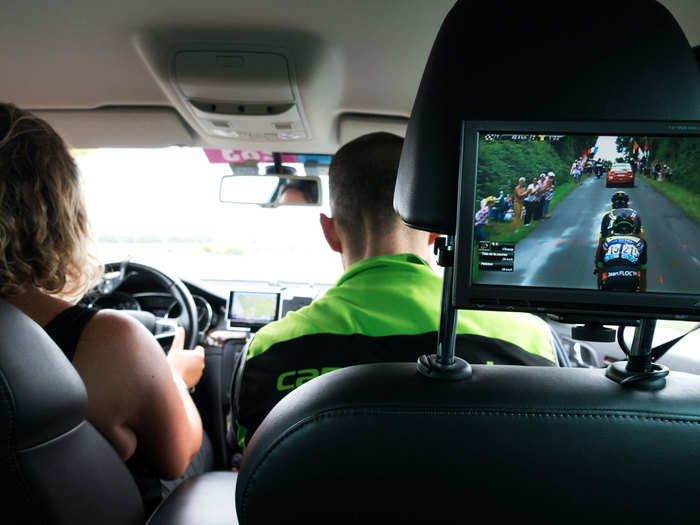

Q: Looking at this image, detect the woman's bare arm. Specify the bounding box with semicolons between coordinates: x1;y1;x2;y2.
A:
73;310;203;480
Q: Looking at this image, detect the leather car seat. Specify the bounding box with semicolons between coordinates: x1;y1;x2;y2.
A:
237;363;700;523
0;299;239;525
236;0;700;522
0;298;145;525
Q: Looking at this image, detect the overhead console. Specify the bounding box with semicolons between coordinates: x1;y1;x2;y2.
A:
171;50;311;142
134;29;343;152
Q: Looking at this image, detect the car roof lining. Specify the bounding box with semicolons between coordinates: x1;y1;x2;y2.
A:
2;0;698;151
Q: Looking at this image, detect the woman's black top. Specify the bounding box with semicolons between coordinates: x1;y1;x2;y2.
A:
43;304;99;362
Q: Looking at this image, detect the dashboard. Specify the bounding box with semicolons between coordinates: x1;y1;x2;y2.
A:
82;269;229;339
81;265;331;346
81;266;700;373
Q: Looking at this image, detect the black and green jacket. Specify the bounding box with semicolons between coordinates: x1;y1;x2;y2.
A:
234;253;556;449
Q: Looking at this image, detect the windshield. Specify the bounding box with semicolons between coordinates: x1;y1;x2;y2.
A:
612;163;631;170
75;147;342;290
74;147;699;352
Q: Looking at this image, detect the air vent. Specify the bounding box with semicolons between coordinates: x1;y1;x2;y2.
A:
172;51;311;142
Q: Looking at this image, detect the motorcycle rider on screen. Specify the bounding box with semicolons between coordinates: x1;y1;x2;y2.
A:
598;191;645;240
594;159;605;179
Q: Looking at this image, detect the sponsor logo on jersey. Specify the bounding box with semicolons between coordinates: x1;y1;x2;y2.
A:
276;367;340;391
602;270;640;280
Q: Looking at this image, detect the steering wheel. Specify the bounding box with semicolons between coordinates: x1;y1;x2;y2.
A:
97;261;200;349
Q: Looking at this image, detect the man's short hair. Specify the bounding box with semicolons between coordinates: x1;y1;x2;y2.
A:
329;132;404;249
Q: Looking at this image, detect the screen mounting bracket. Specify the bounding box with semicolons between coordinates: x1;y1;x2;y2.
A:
417;235;472;381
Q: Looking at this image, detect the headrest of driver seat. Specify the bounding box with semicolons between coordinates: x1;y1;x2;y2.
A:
394;0;700;234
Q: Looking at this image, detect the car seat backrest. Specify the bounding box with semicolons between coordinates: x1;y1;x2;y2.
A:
236;1;700;522
237;363;700;523
0;299;144;525
394;0;700;234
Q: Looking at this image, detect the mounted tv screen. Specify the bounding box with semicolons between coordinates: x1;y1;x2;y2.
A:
454;120;700;320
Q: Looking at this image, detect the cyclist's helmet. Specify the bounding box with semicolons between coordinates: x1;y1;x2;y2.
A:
611;190;629;209
611;209;640;235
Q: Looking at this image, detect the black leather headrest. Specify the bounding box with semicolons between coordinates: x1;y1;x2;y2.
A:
395;0;700;233
237;363;700;523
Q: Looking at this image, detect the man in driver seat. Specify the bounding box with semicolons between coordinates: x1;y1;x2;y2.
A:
231;132;558;451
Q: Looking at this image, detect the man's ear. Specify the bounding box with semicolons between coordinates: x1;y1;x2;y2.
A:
320;213;343;253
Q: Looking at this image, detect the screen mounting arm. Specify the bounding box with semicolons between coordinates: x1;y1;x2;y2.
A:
417;235;472;380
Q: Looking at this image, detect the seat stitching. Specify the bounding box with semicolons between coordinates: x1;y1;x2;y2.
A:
313;406;700;423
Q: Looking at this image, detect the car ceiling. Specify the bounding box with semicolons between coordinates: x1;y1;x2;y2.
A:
2;0;698;153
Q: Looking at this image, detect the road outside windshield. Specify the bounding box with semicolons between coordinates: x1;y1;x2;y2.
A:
75;147;342;290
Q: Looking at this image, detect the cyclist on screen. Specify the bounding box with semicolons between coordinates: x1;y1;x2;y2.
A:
595;210;647;291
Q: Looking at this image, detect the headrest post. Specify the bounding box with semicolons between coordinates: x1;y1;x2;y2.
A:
605;318;668;390
417;236;471;380
436;236;457;367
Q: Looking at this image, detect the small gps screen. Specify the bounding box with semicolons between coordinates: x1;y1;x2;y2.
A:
467;129;700;295
227;291;280;327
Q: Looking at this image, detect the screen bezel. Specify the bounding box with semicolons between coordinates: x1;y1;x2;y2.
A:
226;290;281;329
454;119;700;321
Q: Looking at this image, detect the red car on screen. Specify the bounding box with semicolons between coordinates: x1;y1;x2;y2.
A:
606;162;634;187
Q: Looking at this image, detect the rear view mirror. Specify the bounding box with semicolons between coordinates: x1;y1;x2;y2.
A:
219;174;322;207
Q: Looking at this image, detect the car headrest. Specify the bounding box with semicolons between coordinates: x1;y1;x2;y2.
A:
237;363;700;522
395;0;700;234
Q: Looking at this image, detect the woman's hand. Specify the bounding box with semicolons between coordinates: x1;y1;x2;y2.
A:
167;327;205;389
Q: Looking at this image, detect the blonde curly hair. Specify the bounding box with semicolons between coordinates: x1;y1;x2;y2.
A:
0;103;100;299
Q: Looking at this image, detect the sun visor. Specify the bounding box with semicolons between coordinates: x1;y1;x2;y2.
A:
34;108;194;148
338;114;408;146
395;0;700;234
